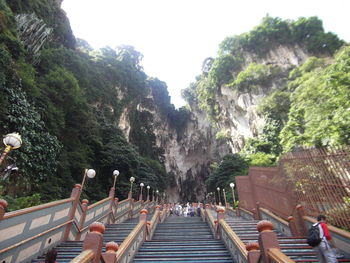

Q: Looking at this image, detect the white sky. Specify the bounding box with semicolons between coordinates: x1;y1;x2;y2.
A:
62;0;350;108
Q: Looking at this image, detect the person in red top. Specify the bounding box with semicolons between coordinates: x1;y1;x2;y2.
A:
313;215;338;263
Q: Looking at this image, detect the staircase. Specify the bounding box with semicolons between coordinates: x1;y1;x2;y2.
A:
133;215;233;262
224;212;350;262
32;217;142;263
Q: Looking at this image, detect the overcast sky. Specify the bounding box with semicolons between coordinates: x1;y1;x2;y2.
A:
62;0;350;108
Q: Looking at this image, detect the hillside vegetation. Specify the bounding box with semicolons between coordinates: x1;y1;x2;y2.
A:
184;16;349;194
0;0;187;208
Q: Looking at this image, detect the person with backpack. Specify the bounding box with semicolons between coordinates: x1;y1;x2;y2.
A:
308;215;338;263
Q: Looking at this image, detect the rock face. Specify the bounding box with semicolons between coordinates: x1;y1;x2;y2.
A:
119;44;310;202
15;13;53;63
212;44;310;153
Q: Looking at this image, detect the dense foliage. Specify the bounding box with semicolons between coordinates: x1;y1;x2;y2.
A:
280;47;350;150
206;154;249;204
0;0;180;208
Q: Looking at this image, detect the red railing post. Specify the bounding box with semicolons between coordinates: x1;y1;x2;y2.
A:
129;198;134;219
246;243;261;263
216;208;225;239
255;202;262;220
113;197;119;218
102;242;118;263
139;209;148;241
64;184;82;240
0;199;8;220
76;199;89;240
108;187;115;224
155;205;161;222
287;216;299;236
82;222;105;263
257;220;280;263
296;204;307;236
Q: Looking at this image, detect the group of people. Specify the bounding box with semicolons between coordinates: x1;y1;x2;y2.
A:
170;202;200;217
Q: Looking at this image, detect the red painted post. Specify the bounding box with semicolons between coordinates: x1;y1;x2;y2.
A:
216;208;225;239
139;209;148;241
108;187;115;224
102;242;118;263
246;243;261;263
82;222;105;263
155;205;161;222
129;198;134;219
296;204;307;236
287;216;299;236
139;209;148;222
76;199;89;240
255;202;262;220
64;184;82;240
0;199;8;220
113;198;119;218
257;220;280;263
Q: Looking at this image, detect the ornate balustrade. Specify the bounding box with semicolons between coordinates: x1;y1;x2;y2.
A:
0;184;155;263
202;206;297;263
69;205;170;263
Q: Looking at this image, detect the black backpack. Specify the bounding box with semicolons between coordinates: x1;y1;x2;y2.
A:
307;223;322;247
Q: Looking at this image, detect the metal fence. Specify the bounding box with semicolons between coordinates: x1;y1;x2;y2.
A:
280;147;350;230
236;146;350;231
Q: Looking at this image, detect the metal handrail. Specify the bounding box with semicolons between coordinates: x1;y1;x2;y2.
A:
268;248;295;263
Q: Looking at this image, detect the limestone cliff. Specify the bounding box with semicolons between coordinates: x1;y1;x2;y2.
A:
118;43;311;202
212;44;310;153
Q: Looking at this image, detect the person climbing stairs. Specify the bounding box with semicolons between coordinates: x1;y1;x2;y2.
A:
223;211;350;262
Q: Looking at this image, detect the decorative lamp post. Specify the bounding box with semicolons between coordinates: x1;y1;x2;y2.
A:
163;192;166;204
128;177;135;199
81;169;96;191
156;189;159;202
0;133;22;166
217;187;221;205
213;191;216;205
230;182;236;209
146;185;150;201
112;170;119;189
139;183;144;201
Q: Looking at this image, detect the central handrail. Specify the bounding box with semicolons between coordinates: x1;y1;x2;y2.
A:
69;249;95;263
87;197;111;210
2;198;74;219
116;221;146;262
218;219;248;259
268;248;295;263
